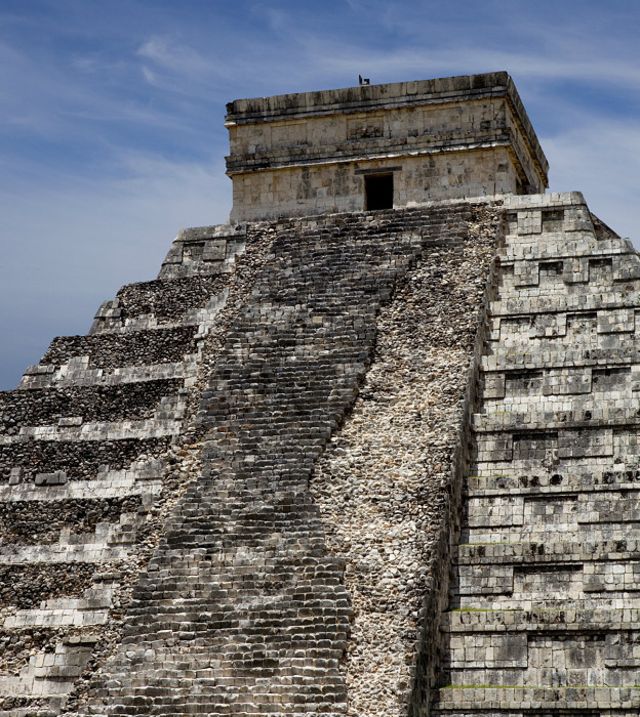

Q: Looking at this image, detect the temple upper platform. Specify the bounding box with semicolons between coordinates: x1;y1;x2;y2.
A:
225;71;549;221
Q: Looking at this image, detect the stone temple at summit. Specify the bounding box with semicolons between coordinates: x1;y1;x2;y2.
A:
1;70;640;716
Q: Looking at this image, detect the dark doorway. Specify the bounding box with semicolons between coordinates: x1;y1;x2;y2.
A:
364;173;394;210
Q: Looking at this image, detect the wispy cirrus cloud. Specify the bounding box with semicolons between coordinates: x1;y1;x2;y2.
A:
137;36;214;85
1;0;639;389
301;41;640;93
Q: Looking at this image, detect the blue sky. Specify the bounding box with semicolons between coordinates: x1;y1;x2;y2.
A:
1;0;639;389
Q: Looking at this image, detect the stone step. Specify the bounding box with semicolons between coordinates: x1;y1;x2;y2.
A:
19;358;195;390
441;627;640;673
455;540;640;565
0;495;145;547
487;392;636;414
488;281;640;313
500;255;639;290
498;270;640;296
474;430;575;464
453;560;640;602
484;341;640;373
473;453;640;477
432;686;640;712
0;413;184;445
474;405;640;433
0;508;143;552
0;459;164;502
0;379;184;433
463;492;640;530
3;586;113;629
40;326;200;371
443;665;640;688
0;435;171;484
90;298;225;335
443;603;640;633
0;562;101;611
491;306;640;333
0;699;66;717
466;466;640;496
464;525;640;546
485;364;636;401
474;427;640;464
91;274;230;330
0;541;130;564
502;235;632;262
453;597;634;617
158;232;245;280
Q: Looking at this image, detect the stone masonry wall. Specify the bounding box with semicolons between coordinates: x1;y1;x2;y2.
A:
431;193;640;716
230;148;517;222
226;72;548;221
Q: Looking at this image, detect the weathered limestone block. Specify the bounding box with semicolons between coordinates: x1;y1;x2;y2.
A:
431;192;640;716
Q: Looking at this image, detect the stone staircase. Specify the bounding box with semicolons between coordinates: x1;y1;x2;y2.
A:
431;193;640;716
0;204;501;716
75;204;498;717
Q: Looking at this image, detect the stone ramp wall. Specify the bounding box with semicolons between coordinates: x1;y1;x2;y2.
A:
310;208;500;716
60;204;499;716
432;193;640;715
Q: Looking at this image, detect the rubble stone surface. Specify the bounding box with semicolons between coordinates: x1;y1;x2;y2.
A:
311;205;499;716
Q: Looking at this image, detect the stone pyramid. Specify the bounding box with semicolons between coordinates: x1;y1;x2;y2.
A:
1;72;638;716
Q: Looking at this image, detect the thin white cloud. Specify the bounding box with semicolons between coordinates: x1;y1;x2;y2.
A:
141;64;160;87
0;37;199;139
137;36;212;76
308;43;640;91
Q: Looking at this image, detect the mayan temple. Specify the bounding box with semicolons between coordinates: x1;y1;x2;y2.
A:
1;70;639;716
